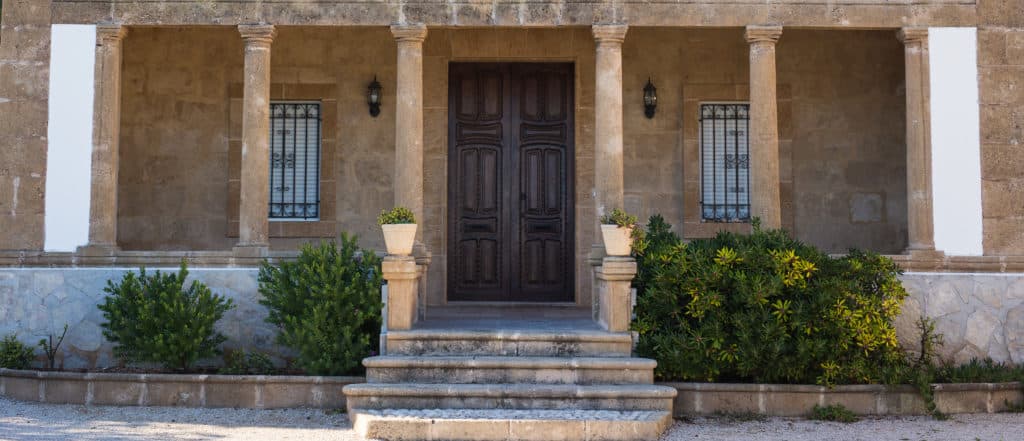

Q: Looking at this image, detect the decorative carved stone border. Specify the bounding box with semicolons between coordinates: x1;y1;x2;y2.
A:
664;382;1024;416
2;369;1019;415
0;369;360;409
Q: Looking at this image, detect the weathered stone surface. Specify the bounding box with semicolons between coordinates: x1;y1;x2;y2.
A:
0;267;286;369
900;273;1024;364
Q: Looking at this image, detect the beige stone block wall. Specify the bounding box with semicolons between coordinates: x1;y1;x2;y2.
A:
0;0;51;251
621;28;907;254
978;0;1024;255
118;27;396;251
116;26;911;302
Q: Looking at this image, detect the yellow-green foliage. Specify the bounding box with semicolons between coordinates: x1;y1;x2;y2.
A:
633;216;909;385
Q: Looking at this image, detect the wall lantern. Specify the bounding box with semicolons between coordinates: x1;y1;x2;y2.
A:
367;76;382;117
643;78;658;119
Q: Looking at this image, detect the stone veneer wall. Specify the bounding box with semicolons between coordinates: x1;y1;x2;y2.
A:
977;0;1024;255
0;267;1021;370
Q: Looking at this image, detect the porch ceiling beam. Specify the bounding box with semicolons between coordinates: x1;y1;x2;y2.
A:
51;2;976;28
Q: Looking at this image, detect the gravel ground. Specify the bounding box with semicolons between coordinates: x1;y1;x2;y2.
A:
1;396;1022;441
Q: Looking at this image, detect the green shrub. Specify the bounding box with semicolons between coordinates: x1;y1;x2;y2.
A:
98;261;234;371
0;334;35;369
258;234;383;376
633;217;909;386
378;207;416;225
932;358;1024;384
219;349;277;375
599;208;638;227
809;404;859;423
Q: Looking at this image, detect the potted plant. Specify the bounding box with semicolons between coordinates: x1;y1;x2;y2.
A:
599;208;638;257
378;207;417;256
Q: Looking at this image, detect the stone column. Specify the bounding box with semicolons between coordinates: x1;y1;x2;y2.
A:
382;256;419;332
898;28;940;256
745;25;783;229
234;24;276;256
80;24;128;255
592;25;628;218
391;25;427;226
595;257;637;333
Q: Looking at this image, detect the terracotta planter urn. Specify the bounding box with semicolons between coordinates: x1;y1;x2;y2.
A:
600;224;633;257
382;224;418;256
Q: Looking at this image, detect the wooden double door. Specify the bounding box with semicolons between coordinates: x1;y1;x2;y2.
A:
447;63;575;302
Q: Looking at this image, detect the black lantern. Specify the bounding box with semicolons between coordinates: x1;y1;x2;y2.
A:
367;76;382;117
643;78;657;119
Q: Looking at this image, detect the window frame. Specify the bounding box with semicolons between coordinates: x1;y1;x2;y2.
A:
268;100;323;223
697;101;752;223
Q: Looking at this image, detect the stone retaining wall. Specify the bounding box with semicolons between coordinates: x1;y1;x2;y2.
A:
665;382;1023;416
2;369;1018;415
0;368;359;408
1;268;1022;369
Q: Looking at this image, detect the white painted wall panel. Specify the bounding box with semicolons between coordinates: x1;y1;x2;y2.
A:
44;25;96;252
929;27;984;256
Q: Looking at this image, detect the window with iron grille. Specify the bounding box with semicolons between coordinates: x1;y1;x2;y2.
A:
700;103;750;222
269;102;321;220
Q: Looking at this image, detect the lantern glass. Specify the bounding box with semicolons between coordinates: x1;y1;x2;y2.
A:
368;77;382;117
643;78;657;118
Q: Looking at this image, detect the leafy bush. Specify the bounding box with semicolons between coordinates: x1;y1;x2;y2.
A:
98;261;234;371
219;349;277;375
932;358;1024;384
0;334;35;369
633;217;909;386
259;234;383;376
378;207;416;225
809;404;859;423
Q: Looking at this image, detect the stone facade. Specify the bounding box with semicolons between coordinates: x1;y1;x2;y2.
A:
1;267;1021;369
978;0;1024;255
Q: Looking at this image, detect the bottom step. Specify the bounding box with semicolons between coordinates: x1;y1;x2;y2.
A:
351;408;673;441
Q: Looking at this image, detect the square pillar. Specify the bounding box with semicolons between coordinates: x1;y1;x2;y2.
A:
898;28;941;257
383;256;419;331
234;24;276;256
745;25;783;229
594;257;637;333
80;24;127;255
592;25;628;220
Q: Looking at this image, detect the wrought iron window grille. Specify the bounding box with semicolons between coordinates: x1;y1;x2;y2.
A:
269;102;322;221
699;103;751;223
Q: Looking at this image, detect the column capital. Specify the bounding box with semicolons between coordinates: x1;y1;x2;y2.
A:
391;24;428;43
96;24;127;45
897;27;928;45
238;24;276;45
745;25;782;44
592;24;628;45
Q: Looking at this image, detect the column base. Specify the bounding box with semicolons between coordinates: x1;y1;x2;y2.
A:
383;255;419;332
905;248;946;261
232;244;270;258
76;244;120;257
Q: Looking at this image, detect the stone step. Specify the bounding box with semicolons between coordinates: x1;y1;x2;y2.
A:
343;383;677;412
351;408;673;441
384;329;634;357
364;356;656;385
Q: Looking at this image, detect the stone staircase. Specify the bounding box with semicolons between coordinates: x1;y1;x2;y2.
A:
343;319;676;441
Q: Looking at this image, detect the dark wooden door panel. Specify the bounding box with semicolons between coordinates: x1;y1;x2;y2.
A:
448;63;574;302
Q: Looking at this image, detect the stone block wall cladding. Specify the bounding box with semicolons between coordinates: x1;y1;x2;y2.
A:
0;268;1022;369
0;0;52;251
978;0;1024;255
